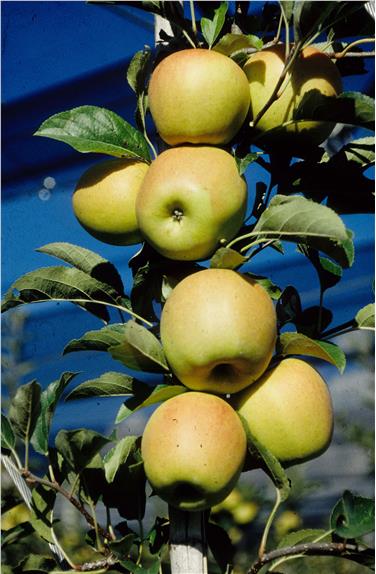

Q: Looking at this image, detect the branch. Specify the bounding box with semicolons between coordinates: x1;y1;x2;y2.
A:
22;469;114;544
248;541;374;574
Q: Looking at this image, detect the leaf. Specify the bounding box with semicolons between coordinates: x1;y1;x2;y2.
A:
64;324;131;354
1;521;34;547
37;242;125;296
341;136;375;167
116;384;187;423
104;436;138;483
8;381;41;442
330;490;375;538
201;2;228;48
110;321;169;373
245;273;282;300
109;533;137;559
239;414;291;501
278;332;346;373
277;528;329;549
213;33;263;56
31;372;78;455
66;372;136;401
1;414;16;452
279;1;295;24
30;482;57;544
207;522;235;572
34;105;151;162
276;286;302;328
55;428;111;473
210;247;247;269
355;303;375;330
127;47;152;95
1;266;125;322
252;195;353;268
234;152;260;176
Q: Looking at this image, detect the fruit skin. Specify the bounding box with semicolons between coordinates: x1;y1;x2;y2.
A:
73;159;149;245
141;391;247;511
234;358;333;464
244;44;342;147
160;268;277;394
136;147;247;261
148;48;250;145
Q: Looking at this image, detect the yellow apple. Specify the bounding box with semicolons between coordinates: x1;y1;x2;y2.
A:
234;358;333;464
244;44;342;147
141;391;247;511
136;146;247;261
148;48;250;145
160;268;277;394
72;159;149;245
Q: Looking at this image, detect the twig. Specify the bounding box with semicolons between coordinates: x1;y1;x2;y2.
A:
248;541;374;574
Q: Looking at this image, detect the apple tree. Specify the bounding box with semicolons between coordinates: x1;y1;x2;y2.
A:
2;2;375;573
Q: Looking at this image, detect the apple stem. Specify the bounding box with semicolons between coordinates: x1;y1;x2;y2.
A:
169;506;208;574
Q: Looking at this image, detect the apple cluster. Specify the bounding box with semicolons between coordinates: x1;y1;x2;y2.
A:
71;46;338;512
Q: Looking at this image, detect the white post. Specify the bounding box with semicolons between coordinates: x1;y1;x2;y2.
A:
169;506;208;574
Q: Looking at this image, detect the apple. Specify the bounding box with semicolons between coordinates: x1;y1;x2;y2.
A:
148;48;250;145
136;146;247;261
234;358;333;464
160;268;277;394
244;44;342;147
72;159;149;245
141;391;247;511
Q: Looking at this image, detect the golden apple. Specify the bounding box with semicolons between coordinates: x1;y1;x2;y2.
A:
160;268;277;394
73;159;149;245
148;48;250;145
234;358;333;464
244;44;342;147
141;391;247;511
136;147;247;261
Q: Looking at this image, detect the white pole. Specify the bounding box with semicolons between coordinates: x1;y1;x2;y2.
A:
169;506;208;574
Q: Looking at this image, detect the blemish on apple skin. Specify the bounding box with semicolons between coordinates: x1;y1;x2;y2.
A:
176;444;180;447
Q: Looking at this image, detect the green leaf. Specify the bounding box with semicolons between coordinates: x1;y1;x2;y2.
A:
37;242;125;296
252;195;353;268
55;428;111;473
116;384;187;423
31;372;78;455
340;136;375;167
279;1;295;24
278;528;329;549
245;273;282;300
355;303;375;330
1;266;127;322
201;2;228;48
8;381;41;442
110;321;169;373
278;332;346;373
210;247;247;269
1;521;34;546
127;47;152;95
234;152;260;176
213;32;263;56
109;533;137;559
207;522;235;572
66;371;136;401
239;414;291;501
34;105;151;162
64;324;132;354
1;414;16;452
330;490;375;538
104;436;138;483
30;482;57;544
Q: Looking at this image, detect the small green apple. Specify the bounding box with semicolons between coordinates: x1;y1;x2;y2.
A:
136;146;247;261
141;391;247;511
244;44;342;147
234;358;333;464
148;48;250;145
160;268;277;393
73;159;149;245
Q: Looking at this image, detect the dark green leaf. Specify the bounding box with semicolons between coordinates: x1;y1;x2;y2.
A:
278;332;346;373
8;381;41;442
1;414;16;452
116;383;186;423
103;452;146;520
127;47;152;95
239;414;291;501
34;105;151;162
201;2;228;48
294;1;340;43
277;528;328;548
280;1;295;24
147;516;169;555
64;324;131;354
276;286;302;328
17;554;56;573
30;482;57;544
234;152;260;176
104;436;138;483
37;242;125;296
340;136;375;167
331;490;375;538
210;247;247;270
78;453;107;505
252;195;353;268
207;522;235;572
245;273;282;300
355;303;375;329
1;521;34;547
305;250;343;292
109;533;137;559
66;371;136;401
55;428;111;473
213;32;263;56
